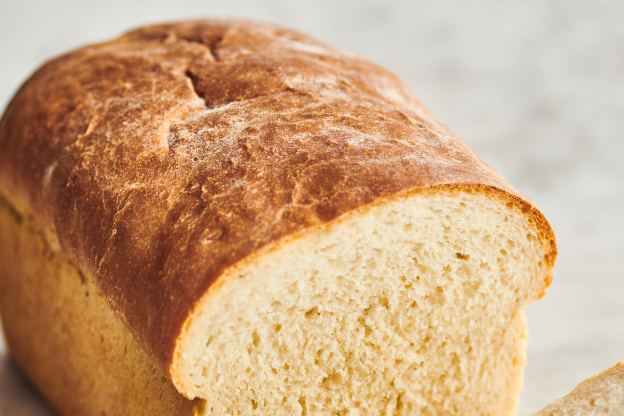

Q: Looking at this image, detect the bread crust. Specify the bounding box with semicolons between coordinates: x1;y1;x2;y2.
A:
0;19;556;381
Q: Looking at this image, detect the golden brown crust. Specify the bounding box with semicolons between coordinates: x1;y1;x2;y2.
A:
0;19;556;378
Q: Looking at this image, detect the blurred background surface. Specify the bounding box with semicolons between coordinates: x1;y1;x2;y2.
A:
1;0;622;414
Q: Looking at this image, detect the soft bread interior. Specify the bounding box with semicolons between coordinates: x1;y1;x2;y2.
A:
175;187;552;415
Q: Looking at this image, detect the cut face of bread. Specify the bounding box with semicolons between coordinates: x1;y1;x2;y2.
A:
174;187;552;415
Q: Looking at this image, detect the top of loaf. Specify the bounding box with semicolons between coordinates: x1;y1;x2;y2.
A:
0;19;556;377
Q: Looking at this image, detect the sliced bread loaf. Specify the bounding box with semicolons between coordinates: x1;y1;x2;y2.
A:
0;19;556;415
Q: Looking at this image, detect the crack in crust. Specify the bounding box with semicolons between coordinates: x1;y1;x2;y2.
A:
0;19;556;379
184;68;209;108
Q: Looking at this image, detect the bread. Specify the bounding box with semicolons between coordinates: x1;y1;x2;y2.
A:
0;196;201;415
0;19;556;415
531;363;624;415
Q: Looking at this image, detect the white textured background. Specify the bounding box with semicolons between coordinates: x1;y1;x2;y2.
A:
1;1;623;414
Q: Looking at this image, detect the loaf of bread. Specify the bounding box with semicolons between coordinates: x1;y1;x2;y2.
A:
532;363;624;415
0;19;556;415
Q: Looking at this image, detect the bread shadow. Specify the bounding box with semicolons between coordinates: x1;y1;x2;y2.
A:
0;351;57;416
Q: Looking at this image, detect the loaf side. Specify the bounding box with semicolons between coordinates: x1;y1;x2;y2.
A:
0;195;202;416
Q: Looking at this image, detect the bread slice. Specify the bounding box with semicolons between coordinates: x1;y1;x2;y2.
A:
0;19;556;415
532;363;624;416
